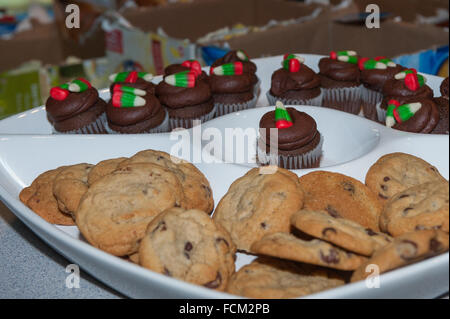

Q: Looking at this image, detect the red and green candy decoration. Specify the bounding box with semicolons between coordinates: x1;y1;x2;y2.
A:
111;85;146;108
385;99;422;128
236;49;250;61
374;56;396;67
358;57;387;71
282;54;305;73
330;50;358;64
394;69;426;91
50;78;92;101
210;62;244;76
275;101;293;129
181;60;202;77
109;71;153;83
165;70;197;88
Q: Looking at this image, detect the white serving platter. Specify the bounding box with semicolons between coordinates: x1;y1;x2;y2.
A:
0;55;448;299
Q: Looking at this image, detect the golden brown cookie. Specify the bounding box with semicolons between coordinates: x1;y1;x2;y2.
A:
298;171;383;231
291;210;393;256
19;167;75;225
76;163;186;256
119;150;214;214
53;163;93;217
87;157;127;185
365;152;447;204
251;232;368;271
226;257;345;299
213;167;304;252
139;208;236;291
380;181;449;236
351;229;449;282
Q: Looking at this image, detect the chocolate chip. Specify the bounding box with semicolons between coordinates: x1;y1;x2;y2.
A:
429;167;437;172
185;242;193;251
163;267;172;277
381;184;388;191
320;249;340;264
202;185;212;198
204;272;222;289
379;193;388;200
365;228;377;236
429;238;443;252
322;227;337;237
398;240;418;260
325;205;340;218
403;207;414;215
157;156;164;161
383;176;390;182
342;182;355;194
261;222;267;229
399;194;410;199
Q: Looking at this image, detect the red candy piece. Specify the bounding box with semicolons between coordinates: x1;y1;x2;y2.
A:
50;87;69;101
358;57;369;71
276;120;293;129
77;77;92;88
289;59;301;73
182;60;202;77
388;99;401;107
330;51;337;60
374;56;386;61
404;73;420;91
112;92;123;107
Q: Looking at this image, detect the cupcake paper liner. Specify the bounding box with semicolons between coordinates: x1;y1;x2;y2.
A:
376;102;387;124
257;133;324;170
254;77;262;99
321;85;362;115
104;110;170;134
361;86;384;121
266;90;323;107
214;93;259;118
53;112;107;134
169;105;217;130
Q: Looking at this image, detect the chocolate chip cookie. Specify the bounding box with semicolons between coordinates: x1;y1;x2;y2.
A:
380;181;449;236
226;257;345;299
365;152;447;204
119;150;214;214
213;167;304;252
139;208;236;291
76;163;186;256
291;210;393;256
298;171;383;231
87;157;127;185
19;166;75;225
351;229;449;282
53;163;93;217
251;232;368;271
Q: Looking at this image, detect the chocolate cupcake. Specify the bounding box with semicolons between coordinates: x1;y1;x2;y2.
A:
257;102;323;170
384;99;439;134
267;54;322;106
359;57;405;121
377;69;433;122
156;70;216;129
46;78;106;134
209;53;258;117
431;77;449;135
109;71;156;95
211;49;260;95
319;50;362;115
105;84;169;134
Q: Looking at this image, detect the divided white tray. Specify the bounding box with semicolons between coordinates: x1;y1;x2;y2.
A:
0;55;448;298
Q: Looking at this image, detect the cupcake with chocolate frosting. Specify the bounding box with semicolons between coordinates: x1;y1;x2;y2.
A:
156;70;216;129
384;99;439;134
359;57;405;121
46;78;106;134
209;51;259;117
267;54;322;106
377;69;433;122
257;102;323;170
105;83;168;134
431;77;449;135
318;50;362;114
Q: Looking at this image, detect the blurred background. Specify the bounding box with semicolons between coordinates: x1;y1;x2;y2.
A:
0;0;448;119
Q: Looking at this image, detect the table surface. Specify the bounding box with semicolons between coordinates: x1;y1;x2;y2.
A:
0;200;448;299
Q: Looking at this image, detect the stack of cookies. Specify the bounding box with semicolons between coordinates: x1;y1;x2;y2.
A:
19;151;449;298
